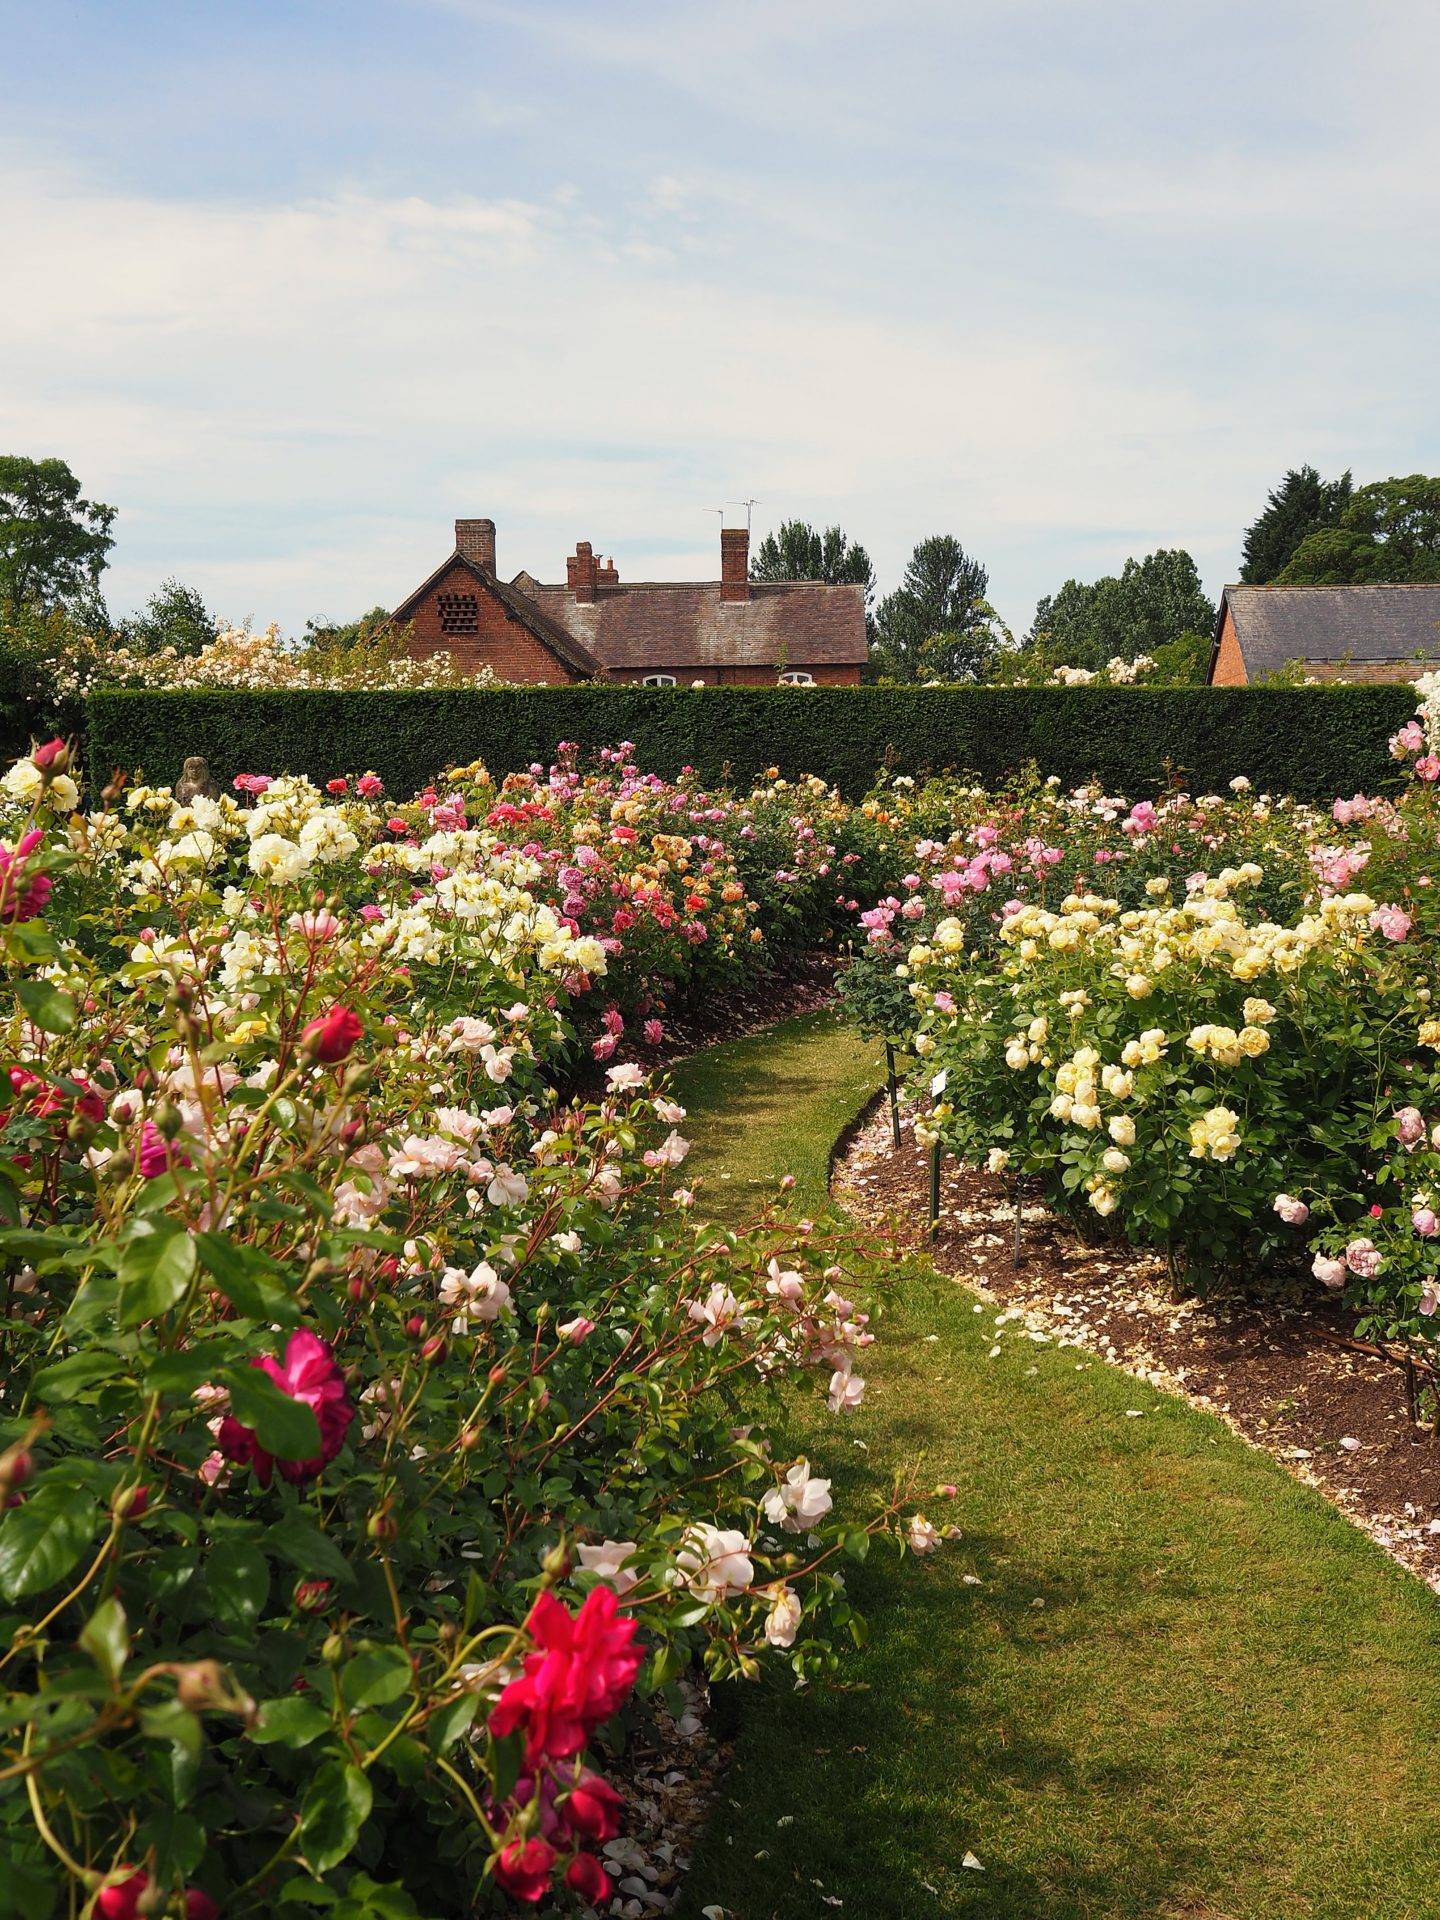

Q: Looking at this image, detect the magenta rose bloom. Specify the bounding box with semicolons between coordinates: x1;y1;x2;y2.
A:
218;1330;354;1487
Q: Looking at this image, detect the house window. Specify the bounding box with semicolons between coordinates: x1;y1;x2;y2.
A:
642;673;677;687
437;592;479;635
779;670;815;685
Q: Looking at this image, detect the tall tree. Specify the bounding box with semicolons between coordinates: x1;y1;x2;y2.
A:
1026;549;1213;669
1278;474;1440;584
1240;465;1353;583
121;579;214;656
0;456;116;612
871;535;993;682
750;520;876;606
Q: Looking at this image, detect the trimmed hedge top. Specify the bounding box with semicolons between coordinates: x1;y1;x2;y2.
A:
84;683;1418;800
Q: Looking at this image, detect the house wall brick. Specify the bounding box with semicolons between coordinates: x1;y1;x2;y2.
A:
406;560;580;684
1209;608;1248;685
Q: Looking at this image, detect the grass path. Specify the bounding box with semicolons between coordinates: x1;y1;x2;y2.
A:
667;1009;1440;1920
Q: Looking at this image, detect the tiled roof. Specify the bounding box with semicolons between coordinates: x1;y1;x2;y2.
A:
525;579;868;671
1218;584;1440;679
392;554;601;678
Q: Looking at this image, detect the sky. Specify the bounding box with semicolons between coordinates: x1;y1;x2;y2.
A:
2;0;1438;636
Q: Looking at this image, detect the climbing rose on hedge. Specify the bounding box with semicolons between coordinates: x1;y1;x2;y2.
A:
218;1329;354;1486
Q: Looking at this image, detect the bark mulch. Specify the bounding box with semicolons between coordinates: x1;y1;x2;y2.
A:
834;1092;1440;1594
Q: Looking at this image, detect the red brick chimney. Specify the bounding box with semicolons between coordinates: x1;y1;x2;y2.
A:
455;518;496;574
567;540;598;603
720;524;750;603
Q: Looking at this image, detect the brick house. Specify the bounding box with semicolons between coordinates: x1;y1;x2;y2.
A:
1208;584;1440;684
392;518;868;686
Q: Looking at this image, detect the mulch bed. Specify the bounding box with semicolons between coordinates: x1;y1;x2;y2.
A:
834;1093;1440;1593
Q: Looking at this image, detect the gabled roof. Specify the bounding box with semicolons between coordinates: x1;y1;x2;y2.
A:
526;579;868;671
1213;583;1440;682
393;552;601;678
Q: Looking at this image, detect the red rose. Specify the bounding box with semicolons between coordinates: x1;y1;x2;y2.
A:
565;1854;613;1905
563;1769;624;1842
186;1893;220;1920
300;1006;364;1064
217;1329;354;1487
489;1586;642;1763
493;1837;556;1903
326;778;349;795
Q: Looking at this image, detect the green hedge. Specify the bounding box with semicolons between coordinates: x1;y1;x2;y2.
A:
84;684;1418;800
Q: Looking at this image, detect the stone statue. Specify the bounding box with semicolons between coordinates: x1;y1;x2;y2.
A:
174;755;221;806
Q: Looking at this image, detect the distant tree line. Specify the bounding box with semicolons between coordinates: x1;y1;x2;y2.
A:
9;452;1440;703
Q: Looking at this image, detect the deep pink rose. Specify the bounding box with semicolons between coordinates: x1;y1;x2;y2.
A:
493;1838;556;1903
300;1006;364;1064
489;1587;642;1763
218;1330;353;1487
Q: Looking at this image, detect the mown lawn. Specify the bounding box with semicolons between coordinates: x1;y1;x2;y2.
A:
666;1009;1440;1920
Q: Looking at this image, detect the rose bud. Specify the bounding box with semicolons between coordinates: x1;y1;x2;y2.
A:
458;1426;481;1450
112;1483;150;1521
0;1445;33;1492
300;1006;364;1065
185;1891;220;1920
175;1659;227;1711
95;1871;149;1920
347;1275;370;1302
32;738;70;776
366;1510;398;1543
293;1578;333;1614
405;1315;427;1340
420;1334;447;1364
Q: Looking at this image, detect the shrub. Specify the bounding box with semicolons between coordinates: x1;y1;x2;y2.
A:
0;744;915;1916
85;685;1417;805
841;706;1440;1341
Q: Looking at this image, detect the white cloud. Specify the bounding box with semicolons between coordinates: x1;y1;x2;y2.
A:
3;158;1246;627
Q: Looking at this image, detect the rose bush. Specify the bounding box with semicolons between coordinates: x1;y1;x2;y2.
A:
842;707;1440;1340
0;742;921;1918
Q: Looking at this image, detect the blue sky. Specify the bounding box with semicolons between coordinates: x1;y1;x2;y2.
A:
3;0;1437;634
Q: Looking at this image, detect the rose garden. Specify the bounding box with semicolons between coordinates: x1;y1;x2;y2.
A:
6;687;1440;1919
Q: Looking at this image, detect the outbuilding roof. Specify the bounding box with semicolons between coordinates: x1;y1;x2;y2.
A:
1213;584;1440;681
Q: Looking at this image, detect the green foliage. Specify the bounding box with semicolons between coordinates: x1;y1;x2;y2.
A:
87;682;1417;804
1278;473;1440;584
303;606;403;653
1027;549;1214;668
871;535;994;682
749;523;875;609
1240;464;1353;584
120;579;215;657
0;455;116;613
0;602;89;762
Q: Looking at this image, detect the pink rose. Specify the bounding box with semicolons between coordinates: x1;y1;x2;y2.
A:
1312;1253;1347;1290
1344;1237;1383;1278
1368;905;1411;942
217;1329;354;1487
1396;1106;1426;1147
1413;1208;1439;1238
1272;1193;1309;1227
